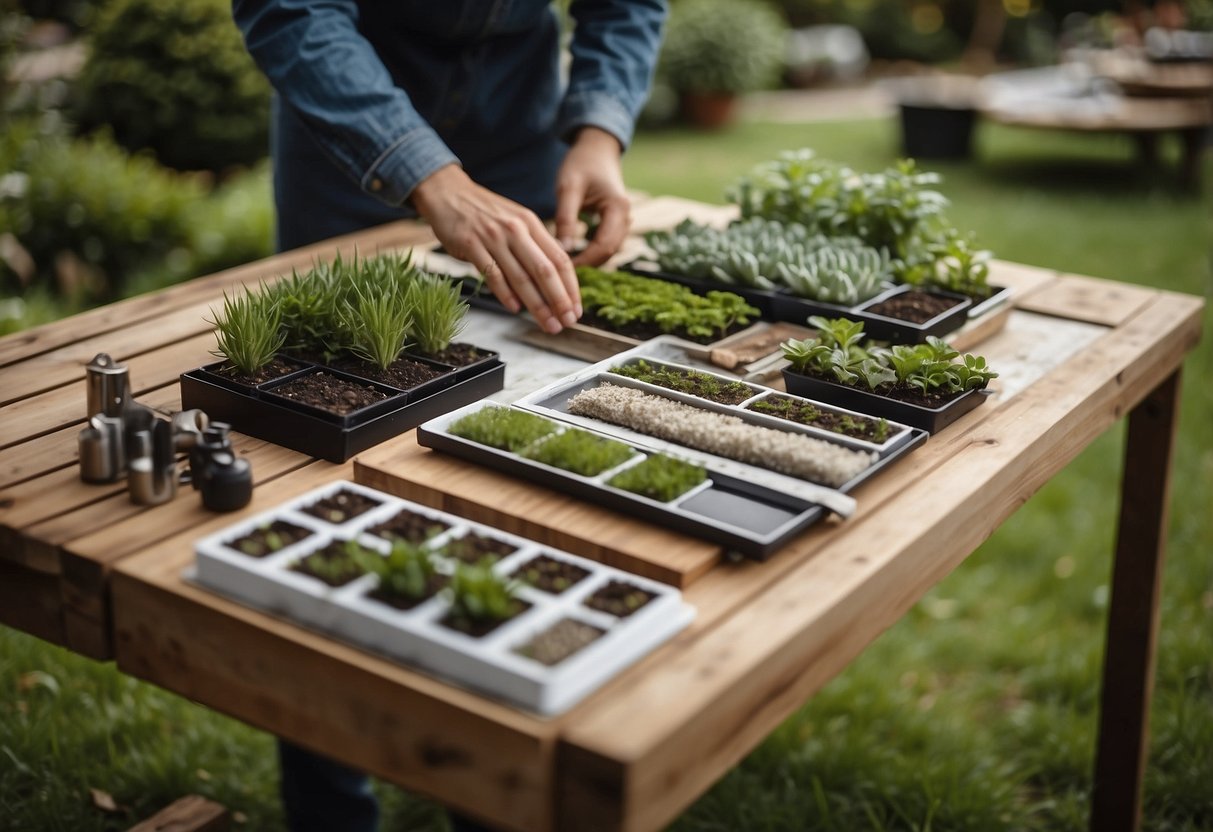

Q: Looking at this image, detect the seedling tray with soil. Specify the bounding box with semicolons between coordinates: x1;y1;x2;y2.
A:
181;354;504;463
419;358;925;558
192;479;695;715
781;371;991;434
625;259;973;344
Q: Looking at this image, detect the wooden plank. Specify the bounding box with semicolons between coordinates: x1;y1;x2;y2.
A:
0;221;438;370
354;439;719;589
519;321;642;363
948;301;1011;353
628;196;737;233
112;468;557;832
1016;274;1159;327
0;335;213;450
555;292;1203;832
1090;370;1181;832
0;386;182;490
126;795;229;832
0;559;66;647
990;258;1060;298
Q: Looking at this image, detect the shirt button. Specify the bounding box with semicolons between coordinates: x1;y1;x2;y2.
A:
369;178;383;192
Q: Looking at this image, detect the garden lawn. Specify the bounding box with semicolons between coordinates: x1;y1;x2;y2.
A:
2;116;1210;831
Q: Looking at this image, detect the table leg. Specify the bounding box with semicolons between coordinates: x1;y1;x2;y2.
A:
1089;370;1181;832
1178;126;1208;192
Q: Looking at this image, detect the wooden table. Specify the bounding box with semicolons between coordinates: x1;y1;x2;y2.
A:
0;196;1203;832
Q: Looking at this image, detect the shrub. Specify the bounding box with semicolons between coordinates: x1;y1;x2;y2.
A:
70;0;270;172
0;123;201;300
659;0;788;95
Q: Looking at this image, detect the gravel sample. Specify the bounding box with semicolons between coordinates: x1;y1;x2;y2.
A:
566;384;876;488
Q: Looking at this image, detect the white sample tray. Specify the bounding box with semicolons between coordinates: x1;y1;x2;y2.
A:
192;480;695;716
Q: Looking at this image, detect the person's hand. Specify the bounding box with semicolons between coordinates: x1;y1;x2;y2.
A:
555;126;631;267
411;164;580;334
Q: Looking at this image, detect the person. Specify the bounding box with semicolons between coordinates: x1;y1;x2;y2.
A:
231;2;667;830
235;0;667;336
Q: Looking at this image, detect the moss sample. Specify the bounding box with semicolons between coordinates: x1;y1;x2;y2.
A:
607;454;706;502
520;428;636;477
448;406;557;452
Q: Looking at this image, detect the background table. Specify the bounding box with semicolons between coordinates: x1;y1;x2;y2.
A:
0;195;1203;831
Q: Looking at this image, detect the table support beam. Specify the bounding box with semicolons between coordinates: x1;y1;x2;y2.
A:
1090;369;1181;832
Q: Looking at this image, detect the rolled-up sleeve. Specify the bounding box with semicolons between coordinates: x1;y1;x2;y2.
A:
558;0;667;150
233;0;459;205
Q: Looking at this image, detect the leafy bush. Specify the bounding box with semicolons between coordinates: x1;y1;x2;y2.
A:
70;0;270;172
659;0;788;95
0;122;202;300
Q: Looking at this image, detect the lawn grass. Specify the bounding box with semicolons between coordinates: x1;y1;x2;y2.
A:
2;115;1210;831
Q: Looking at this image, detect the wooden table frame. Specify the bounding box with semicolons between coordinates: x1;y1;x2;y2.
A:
0;196;1203;832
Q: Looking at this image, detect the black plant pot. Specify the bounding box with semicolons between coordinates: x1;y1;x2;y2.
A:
781;369;991;434
899;104;976;161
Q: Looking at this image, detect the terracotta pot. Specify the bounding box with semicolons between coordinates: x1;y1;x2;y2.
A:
679;91;739;129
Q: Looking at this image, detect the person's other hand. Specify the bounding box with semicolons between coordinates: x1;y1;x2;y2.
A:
555;126;630;268
411;165;580;334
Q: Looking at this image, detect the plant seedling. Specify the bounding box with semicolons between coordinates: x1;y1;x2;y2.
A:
340;279;411;371
448;406;557;452
444;562;525;631
607;454;706;502
520;428;635;477
407;273;468;356
208;284;286;375
357;539;440;605
292;538;370;587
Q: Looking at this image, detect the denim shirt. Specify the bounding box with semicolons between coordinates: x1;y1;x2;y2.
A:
233;0;666;210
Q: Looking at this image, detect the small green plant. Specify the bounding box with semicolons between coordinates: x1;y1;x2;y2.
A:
341;280;411;371
578;266;758;340
208;284;285;375
782;316;997;398
407;273;468;356
448;406;557;452
356;540;438;603
293;539;369;587
521;428;636;477
607;454;707;502
645;218;892;305
445;562;524;626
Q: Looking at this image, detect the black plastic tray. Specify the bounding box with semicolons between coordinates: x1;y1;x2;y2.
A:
419;386;926;560
623;261;975;343
781;368;991;434
181;356;505;463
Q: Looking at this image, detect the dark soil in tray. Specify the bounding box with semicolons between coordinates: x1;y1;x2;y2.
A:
212;356;305;386
366;508;452;544
795;369;968;409
271;371;390;415
439;600;531;639
301;488;383;525
865;291;962;323
509;554;591;595
583;580;656;618
366;574;449;611
330;355;446;391
413;342;487;368
291;541;368;587
227;519;313;558
513;617;605;666
579;310;747;346
441;533;518;565
747;394;890;443
610;361;754;405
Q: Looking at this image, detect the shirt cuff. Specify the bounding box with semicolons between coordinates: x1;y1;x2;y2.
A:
361;126;461;206
557;91;637;151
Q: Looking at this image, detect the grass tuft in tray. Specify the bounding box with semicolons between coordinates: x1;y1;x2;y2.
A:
520;428;636;477
607;454;706;503
448;407;557;453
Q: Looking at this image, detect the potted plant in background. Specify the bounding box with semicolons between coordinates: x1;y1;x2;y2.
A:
658;0;789;129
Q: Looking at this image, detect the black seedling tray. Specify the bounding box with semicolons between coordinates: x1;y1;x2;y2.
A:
181;354;504;463
624;260;975;344
781;368;991;434
419;353;927;559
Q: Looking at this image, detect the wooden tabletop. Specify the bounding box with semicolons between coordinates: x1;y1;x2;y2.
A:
0;195;1203;832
